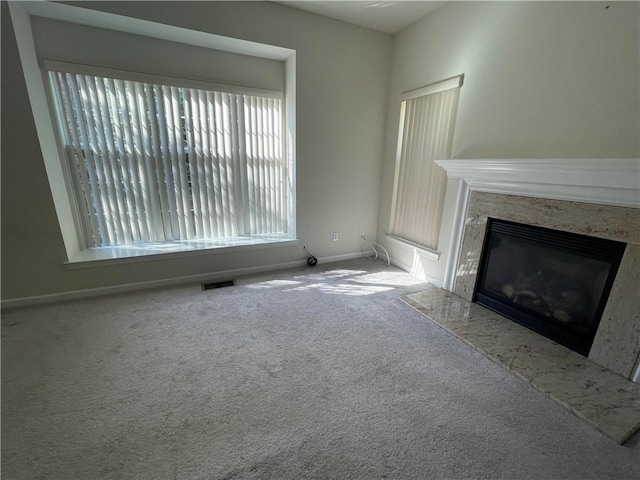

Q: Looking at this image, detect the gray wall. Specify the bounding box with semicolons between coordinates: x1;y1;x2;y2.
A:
377;1;640;283
1;1;392;300
31;16;285;91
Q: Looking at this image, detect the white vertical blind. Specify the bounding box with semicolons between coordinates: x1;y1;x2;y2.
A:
390;83;461;250
48;69;289;248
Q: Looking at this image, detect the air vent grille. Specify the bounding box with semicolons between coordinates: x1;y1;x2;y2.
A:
202;280;236;291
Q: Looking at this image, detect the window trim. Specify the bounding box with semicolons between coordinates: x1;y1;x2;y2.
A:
400;74;464;102
64;237;300;269
9;1;297;265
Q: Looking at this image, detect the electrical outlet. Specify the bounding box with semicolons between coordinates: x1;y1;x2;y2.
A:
332;232;339;242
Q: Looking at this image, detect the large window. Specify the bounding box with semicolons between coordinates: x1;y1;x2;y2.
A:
389;76;462;251
47;63;292;249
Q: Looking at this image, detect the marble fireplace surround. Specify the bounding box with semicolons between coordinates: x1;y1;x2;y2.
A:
435;158;640;381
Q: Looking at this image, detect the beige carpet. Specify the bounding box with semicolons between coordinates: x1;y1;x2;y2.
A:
2;259;639;479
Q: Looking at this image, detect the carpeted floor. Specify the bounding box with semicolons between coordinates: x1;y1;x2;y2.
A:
2;258;639;479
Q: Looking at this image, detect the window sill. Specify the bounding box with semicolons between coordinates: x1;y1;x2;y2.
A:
385;234;441;261
64;235;299;269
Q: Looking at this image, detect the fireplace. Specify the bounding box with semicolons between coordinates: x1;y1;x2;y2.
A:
473;218;626;356
433;158;639;380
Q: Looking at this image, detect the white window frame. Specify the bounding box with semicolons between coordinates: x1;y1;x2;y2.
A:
8;1;297;267
388;75;463;253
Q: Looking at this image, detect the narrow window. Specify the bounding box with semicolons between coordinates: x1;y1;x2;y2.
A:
389;76;462;250
46;63;292;248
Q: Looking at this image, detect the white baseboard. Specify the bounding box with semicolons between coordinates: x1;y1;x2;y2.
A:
318;252;366;264
1;252;365;310
390;258;444;289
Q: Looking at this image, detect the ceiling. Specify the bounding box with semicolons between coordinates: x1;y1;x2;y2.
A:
275;1;447;34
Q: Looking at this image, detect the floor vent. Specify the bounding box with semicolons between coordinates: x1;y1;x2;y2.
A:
202;280;236;291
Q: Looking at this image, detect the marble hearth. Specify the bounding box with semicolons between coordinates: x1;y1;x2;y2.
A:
403;158;640;443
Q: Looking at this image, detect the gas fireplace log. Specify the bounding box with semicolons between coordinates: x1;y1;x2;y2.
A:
500;275;586;324
501;284;515;298
501;283;541;301
553;309;571;322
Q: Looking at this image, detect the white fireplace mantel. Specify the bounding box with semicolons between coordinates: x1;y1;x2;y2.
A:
436;158;640;291
435;157;640;382
436;158;640;209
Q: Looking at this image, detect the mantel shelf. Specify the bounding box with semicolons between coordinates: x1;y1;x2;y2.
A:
435;158;640;208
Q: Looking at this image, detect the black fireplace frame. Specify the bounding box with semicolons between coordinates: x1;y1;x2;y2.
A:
473;218;626;356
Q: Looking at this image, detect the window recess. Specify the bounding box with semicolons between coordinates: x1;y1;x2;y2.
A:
45;61;293;250
389;75;462;251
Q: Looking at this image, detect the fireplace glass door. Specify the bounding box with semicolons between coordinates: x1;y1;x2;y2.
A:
473;218;626;356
